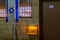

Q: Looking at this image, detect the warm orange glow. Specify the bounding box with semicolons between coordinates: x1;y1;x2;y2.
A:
26;25;38;35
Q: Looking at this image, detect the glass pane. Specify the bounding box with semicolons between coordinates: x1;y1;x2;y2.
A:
18;0;32;18
0;0;6;17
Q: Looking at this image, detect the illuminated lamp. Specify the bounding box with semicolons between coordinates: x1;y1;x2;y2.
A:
26;25;39;35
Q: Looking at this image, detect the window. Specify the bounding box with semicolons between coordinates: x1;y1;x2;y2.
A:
19;0;32;18
0;0;6;17
0;0;32;18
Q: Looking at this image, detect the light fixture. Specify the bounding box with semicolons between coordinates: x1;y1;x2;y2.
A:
26;25;39;35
